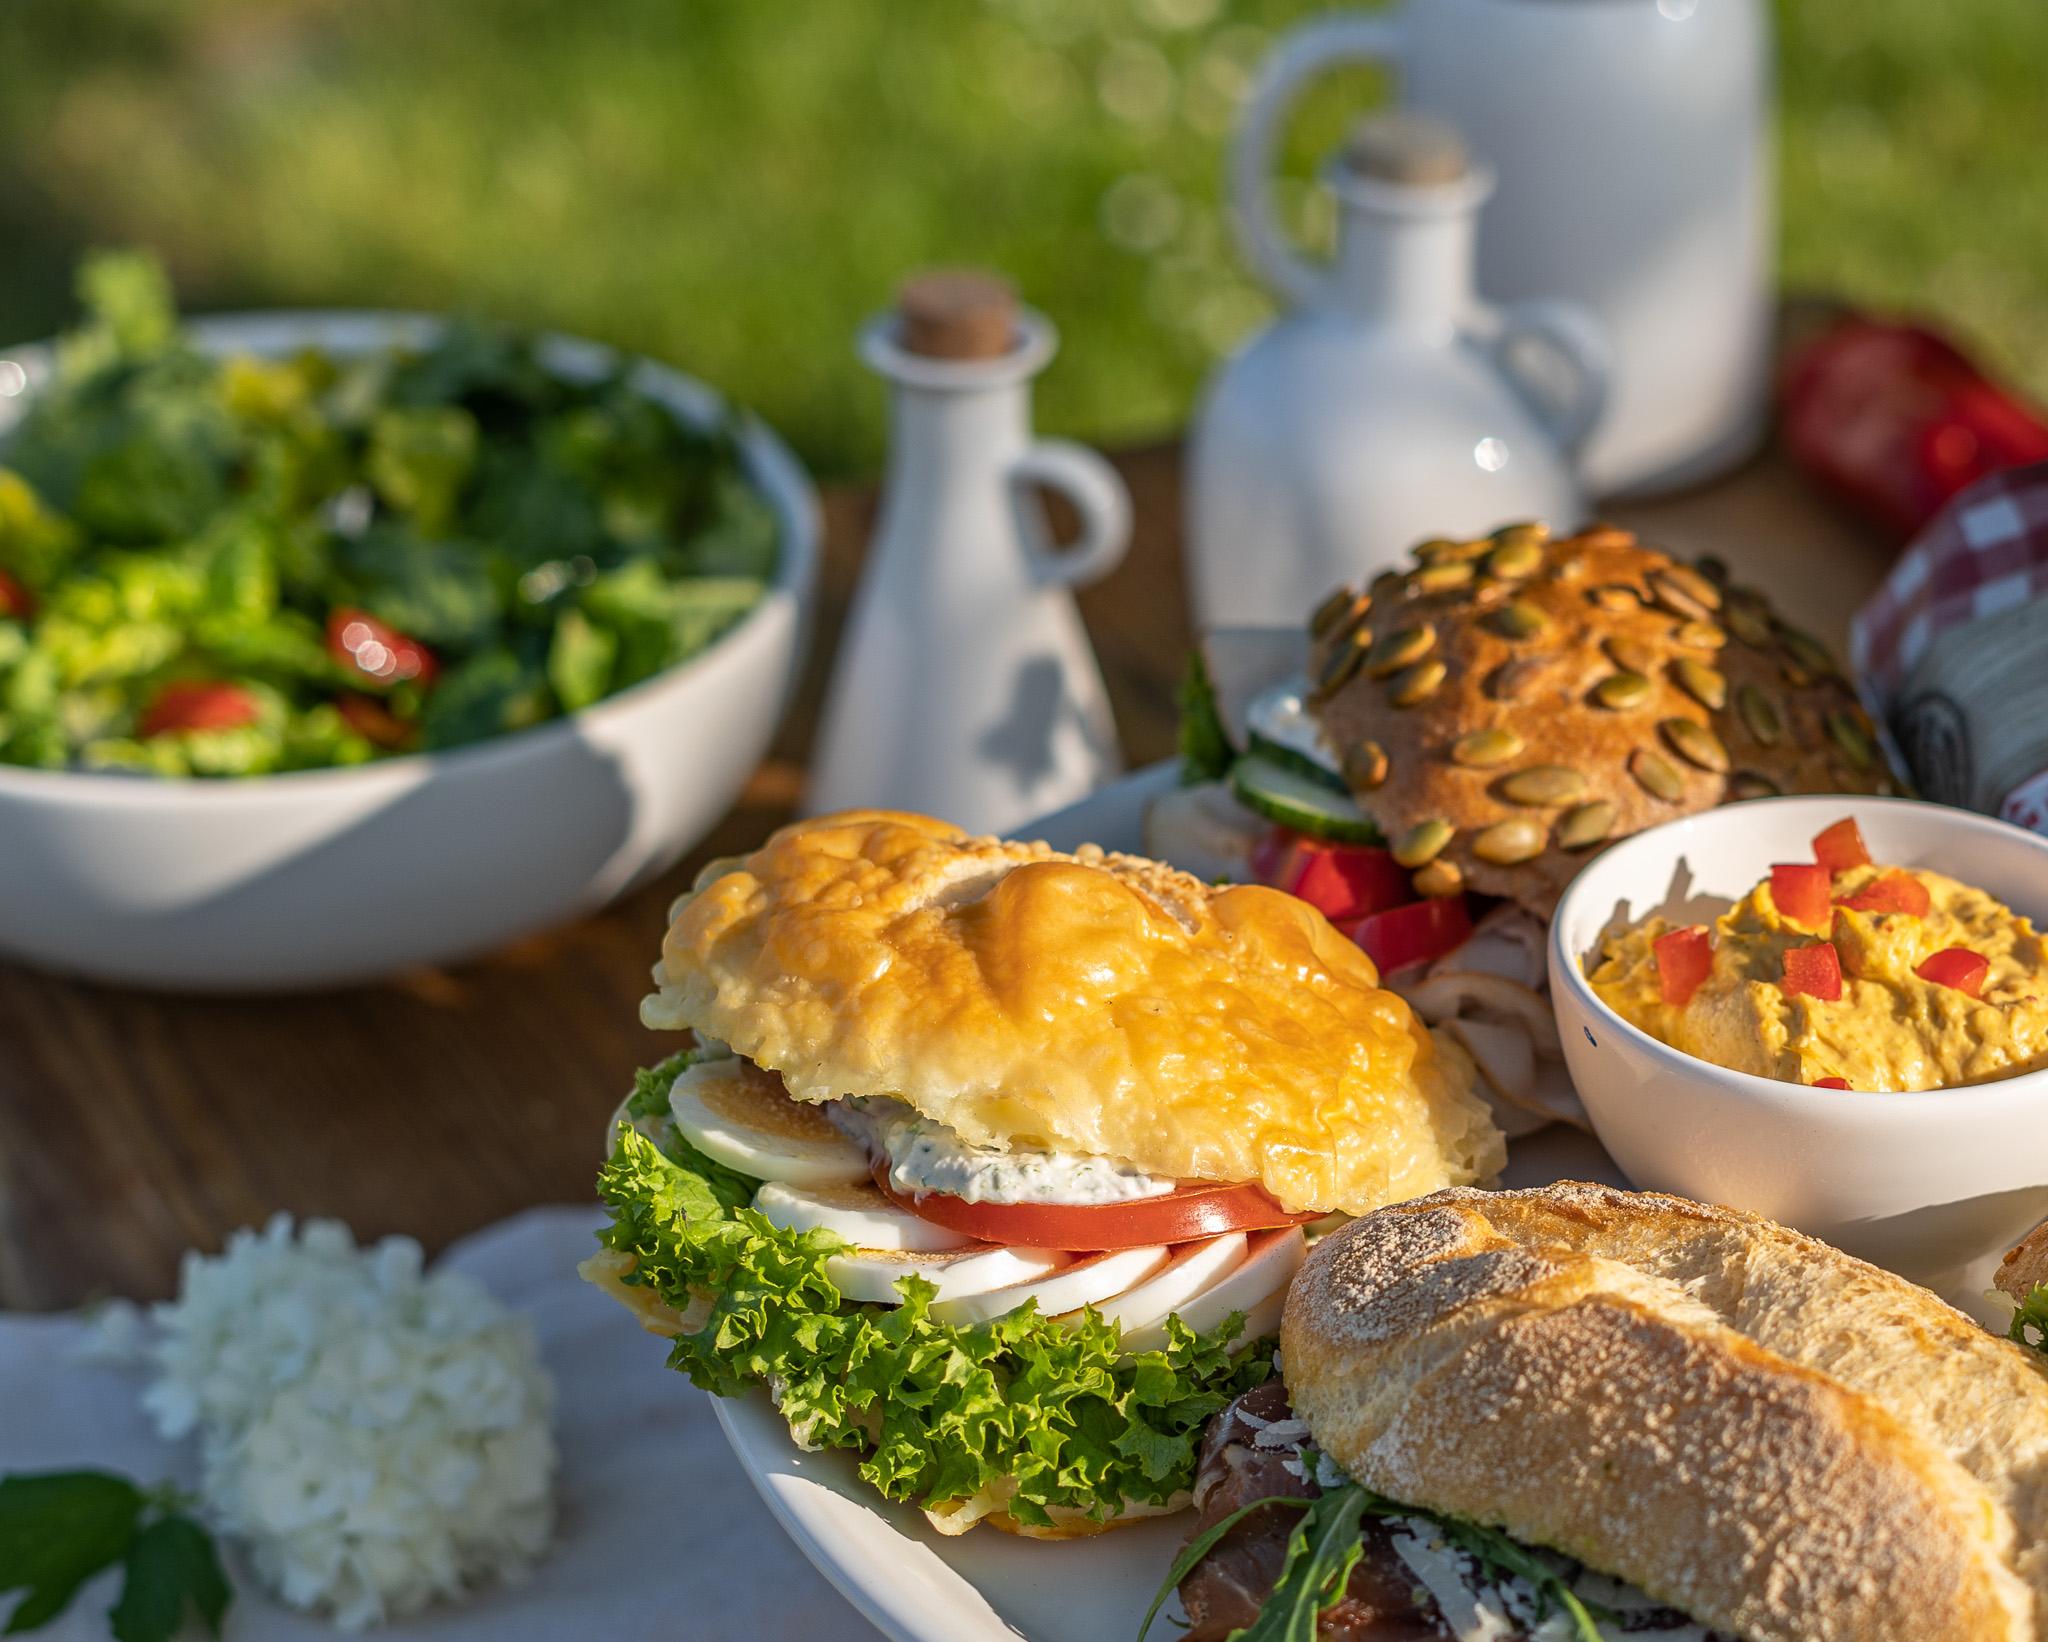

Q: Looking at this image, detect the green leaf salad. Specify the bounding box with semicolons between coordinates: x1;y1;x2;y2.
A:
0;251;778;776
591;1054;1276;1532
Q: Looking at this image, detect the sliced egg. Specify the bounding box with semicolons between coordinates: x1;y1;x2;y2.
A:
1118;1226;1307;1355
826;1243;1068;1307
1062;1231;1248;1337
929;1243;1171;1326
667;1058;868;1187
753;1179;972;1253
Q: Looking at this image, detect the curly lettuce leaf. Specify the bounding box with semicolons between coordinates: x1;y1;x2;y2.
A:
595;1118;1273;1527
2012;1284;2048;1356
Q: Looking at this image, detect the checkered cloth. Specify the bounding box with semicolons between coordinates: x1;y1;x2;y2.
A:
1851;461;2048;707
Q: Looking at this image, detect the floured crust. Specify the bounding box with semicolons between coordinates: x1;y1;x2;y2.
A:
1310;524;1896;915
2002;1220;2048;1301
1283;1182;2048;1642
644;810;1503;1215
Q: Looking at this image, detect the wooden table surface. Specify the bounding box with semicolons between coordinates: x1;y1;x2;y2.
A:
0;441;1892;1311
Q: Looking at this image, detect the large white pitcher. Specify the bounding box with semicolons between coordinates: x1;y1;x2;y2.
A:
805;285;1130;835
1233;0;1772;497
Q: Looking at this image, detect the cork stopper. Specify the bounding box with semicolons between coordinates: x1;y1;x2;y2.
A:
896;270;1019;361
1342;112;1470;187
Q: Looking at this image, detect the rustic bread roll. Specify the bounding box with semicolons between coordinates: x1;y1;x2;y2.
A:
644;810;1503;1214
1283;1181;2048;1642
1309;523;1896;915
2003;1219;2048;1302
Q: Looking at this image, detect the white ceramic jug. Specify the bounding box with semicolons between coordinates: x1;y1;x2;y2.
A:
1188;114;1607;632
1233;0;1772;497
805;276;1131;835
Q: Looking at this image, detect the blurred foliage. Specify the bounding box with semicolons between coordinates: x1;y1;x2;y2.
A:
0;0;2043;477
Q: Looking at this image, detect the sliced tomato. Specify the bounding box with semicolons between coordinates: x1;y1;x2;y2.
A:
327;607;438;688
337;692;418;750
1250;824;1302;887
138;680;261;739
1916;947;1989;997
1811;817;1872;875
1838;870;1931;918
0;569;34;620
1338;894;1472;975
1653;925;1713;1007
1769;863;1833;931
1275;840;1413;922
1782;941;1844;1001
1811;1076;1853;1090
872;1162;1318;1252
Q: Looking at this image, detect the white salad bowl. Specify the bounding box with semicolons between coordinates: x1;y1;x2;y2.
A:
1550;794;2048;1295
0;312;818;991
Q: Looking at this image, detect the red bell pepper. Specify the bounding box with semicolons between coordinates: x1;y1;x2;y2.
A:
1838;870;1931;918
138;681;261;739
327;607;439;689
1781;942;1844;1001
0;569;33;620
1652;926;1713;1007
1810;817;1872;875
1915;947;1989;997
1770;863;1834;931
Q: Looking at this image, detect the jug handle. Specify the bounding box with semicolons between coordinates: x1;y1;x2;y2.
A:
1010;441;1132;590
1482;299;1612;462
1230;11;1405;310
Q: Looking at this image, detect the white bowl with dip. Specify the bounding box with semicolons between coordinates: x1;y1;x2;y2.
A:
1549;794;2048;1301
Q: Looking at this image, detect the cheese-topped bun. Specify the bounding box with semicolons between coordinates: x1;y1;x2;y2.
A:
645;810;1503;1213
1310;523;1897;915
1283;1182;2048;1642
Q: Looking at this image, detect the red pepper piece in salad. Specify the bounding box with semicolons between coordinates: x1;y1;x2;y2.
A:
138;681;261;739
337;693;419;751
1915;947;1990;997
1652;925;1713;1007
1770;863;1834;931
0;569;34;620
1781;942;1844;1001
327;607;439;689
1811;817;1872;875
1839;870;1932;918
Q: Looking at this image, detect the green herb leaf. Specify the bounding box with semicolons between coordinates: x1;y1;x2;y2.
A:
109;1514;230;1642
1134;1493;1312;1640
546;608;617;713
2012;1283;2048;1356
0;1471;143;1633
1231;1485;1369;1642
1176;649;1234;784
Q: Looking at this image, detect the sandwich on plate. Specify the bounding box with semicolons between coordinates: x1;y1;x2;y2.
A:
1157;1181;2048;1642
1149;521;1897;1136
584;810;1504;1536
2005;1218;2048;1353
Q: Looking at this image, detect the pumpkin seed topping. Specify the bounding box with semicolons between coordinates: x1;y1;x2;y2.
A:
1451;727;1525;767
1367;623;1436;677
1309;584;1357;638
1779;627;1837;676
1677;620;1726;650
1485;536;1544;580
1497;764;1586;806
1488;656;1548;702
1728;770;1782;801
1589;584;1642;613
1631;748;1685;801
1654;565;1723;614
1827;710;1877;769
1493;521;1549;552
1781;661;1814;689
1737;682;1784;745
1593;671;1653;710
1488;600;1549;640
1557;800;1618;850
1661;716;1730;773
1472;816;1549;865
1388;657;1447;707
1412;536;1467;565
1315;627;1372;694
1344;740;1390;790
1672;658;1727;711
1725;601;1773;647
1410;560;1476;595
1392;819;1454;868
1412;857;1465;898
1603;637;1656;675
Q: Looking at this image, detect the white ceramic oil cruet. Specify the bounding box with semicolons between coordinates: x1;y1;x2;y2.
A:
1231;0;1771;497
1187;113;1607;633
805;272;1131;835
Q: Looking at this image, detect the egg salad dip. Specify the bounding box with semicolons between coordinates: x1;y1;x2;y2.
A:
1588;816;2048;1092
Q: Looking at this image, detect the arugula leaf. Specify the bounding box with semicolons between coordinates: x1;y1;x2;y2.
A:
0;1471;142;1633
1176;649;1235;784
1233;1485;1369;1642
1135;1493;1313;1640
2012;1284;2048;1356
595;1114;1273;1527
108;1515;229;1642
1437;1514;1603;1642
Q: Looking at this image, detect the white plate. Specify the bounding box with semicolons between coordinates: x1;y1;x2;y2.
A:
713;763;1628;1642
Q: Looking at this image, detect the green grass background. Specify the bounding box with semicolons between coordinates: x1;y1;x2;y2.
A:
2;0;2042;478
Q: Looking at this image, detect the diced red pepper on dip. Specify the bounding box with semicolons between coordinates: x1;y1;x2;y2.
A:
1811;817;1872;875
1915;947;1990;997
1339;895;1473;976
1839;869;1932;918
1770;863;1834;931
327;607;439;688
0;569;34;620
1652;925;1713;1007
1781;941;1844;1001
138;680;261;738
1811;1075;1853;1089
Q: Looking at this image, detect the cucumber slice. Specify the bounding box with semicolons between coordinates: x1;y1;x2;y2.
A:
1243;679;1349;795
1228;755;1383;844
